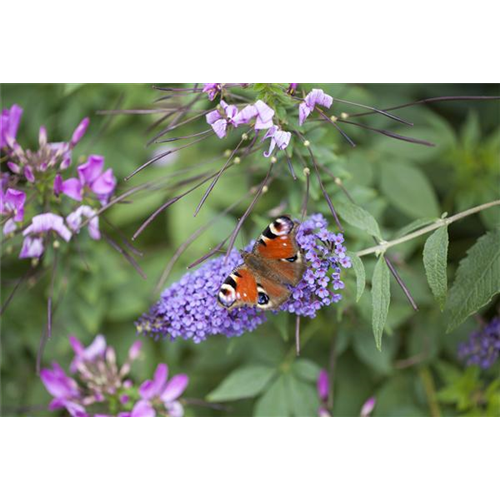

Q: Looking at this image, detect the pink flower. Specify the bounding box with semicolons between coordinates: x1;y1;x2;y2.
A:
138;363;189;417
299;88;333;126
0;104;23;149
40;362;87;417
360;397;376;417
54;155;116;204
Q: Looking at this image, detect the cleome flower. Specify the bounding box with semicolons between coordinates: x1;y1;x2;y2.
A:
136;363;189;417
136;214;351;343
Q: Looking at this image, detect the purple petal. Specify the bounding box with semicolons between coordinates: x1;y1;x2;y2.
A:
71;117;90;146
66;205;100;240
19;236;44;258
360;397;376;417
161;374;189;403
60;178;83;201
206;109;222;125
6;161;21;174
23;213;72;242
299;102;311;126
140;363;168;399
0;104;23;148
165;400;184;417
24;166;35;183
254;100;274;130
211;119;227;139
3;218;17;235
90;168;116;198
4;188;26;221
128;340;142;360
233;104;257;125
131;400;156;417
78;155;104;185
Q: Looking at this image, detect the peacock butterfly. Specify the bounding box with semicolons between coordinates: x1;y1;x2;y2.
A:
218;216;306;311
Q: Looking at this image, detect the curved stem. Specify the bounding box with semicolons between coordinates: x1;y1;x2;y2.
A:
356;199;500;257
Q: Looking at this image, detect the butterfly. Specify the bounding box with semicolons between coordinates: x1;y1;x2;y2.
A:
218;215;306;311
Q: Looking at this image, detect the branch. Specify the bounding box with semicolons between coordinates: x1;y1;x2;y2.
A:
356;200;500;257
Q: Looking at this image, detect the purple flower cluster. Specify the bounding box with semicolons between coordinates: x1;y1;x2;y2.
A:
137;214;350;342
40;334;189;417
137;248;267;343
280;213;351;318
458;317;500;370
299;88;333;126
0;104;116;260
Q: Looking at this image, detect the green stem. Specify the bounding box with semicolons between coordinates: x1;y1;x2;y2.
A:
356;199;500;258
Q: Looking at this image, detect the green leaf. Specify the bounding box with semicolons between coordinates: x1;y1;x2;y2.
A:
336;200;382;240
254;373;319;416
292;359;321;382
380;161;440;219
371;256;391;351
347;251;366;302
446;229;500;333
207;365;277;402
423;225;449;310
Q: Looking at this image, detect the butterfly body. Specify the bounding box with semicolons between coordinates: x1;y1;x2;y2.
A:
218;216;306;311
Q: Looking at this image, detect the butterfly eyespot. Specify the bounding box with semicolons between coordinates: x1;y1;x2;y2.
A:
285;255;297;262
258;292;270;305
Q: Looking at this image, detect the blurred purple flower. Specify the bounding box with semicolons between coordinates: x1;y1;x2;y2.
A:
40;362;87;417
262;125;291;157
458;317;500;370
66;205;101;240
0;104;23;149
137;214;350;342
360;397;376;417
20;213;72;258
287;83;298;95
2;116;76;175
203;83;222;101
299;88;333;126
317;370;329;401
138;363;189;417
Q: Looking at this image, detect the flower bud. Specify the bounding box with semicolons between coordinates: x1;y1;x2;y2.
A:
70;117;90;146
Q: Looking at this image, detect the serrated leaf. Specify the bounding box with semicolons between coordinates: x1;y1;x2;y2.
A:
336;200;382;240
380;161;440;219
446;229;500;333
423;226;449;310
348;251;366;302
207;365;277;402
371;256;391;351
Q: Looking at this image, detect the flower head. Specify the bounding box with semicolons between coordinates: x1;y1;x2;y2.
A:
299;88;333;126
137;214;350;342
458;317;500;370
137;363;189;417
206;100;239;139
54;155;116;204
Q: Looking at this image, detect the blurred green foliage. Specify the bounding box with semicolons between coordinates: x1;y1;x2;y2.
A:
1;83;499;417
